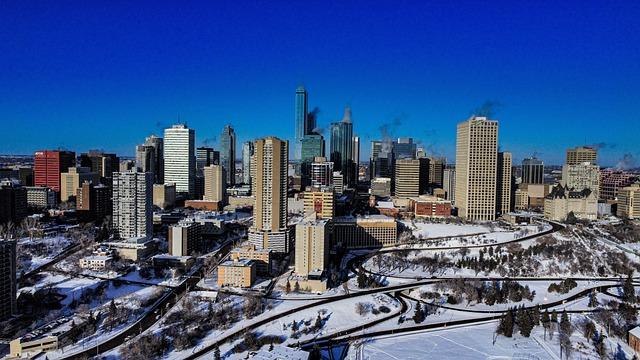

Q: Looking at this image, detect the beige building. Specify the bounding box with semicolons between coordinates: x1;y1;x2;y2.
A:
370;177;392;197
10;335;58;358
302;187;335;219
618;183;640;219
295;216;329;277
544;186;597;222
394;159;420;198
217;259;256;288
248;137;290;253
230;244;272;275
60;167;99;203
566;146;597;165
168;220;203;256
153;183;176;209
562;162;600;198
333;215;397;249
496;152;513;215
514;188;529;210
79;255;112;271
104;236;157;261
455;116;499;221
203;165;225;204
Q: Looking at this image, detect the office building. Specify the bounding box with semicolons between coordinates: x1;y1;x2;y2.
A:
79;151;119;180
112;171;153;239
394;159;420;198
77;181;111;223
230;244;272;275
522;157;544;185
418;157;430;195
242;141;254;185
219;125;236;186
428;157;446;189
393;138;416;160
141;135;164;183
443;167;456;203
329;106;354;187
352;136;360;181
0;181;27;224
410;195;452;218
294;85;311;161
248;137;290;253
333;215;397;249
168;220;204;256
566;146;597;165
60;167;99;203
332;172;344;194
25;186;57;209
303;187;335;219
196;147;215;173
203;165;226;204
164;124;196;195
301;134;325;184
562;162;600;197
0;239;16;321
496;152;513;216
455;116;499;221
309;157;333;188
371;177;392;197
217;259;256;288
618;183;640;219
152;183;176;209
600;169;637;200
295;216;329;277
34;150;76;194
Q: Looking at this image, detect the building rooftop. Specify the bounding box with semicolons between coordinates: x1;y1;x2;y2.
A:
220;258;255;267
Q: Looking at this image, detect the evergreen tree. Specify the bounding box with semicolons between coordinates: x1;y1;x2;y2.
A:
541;310;550;325
294;281;301;293
412;303;425;324
497;308;514;337
551;310;558;323
357;271;367;289
285;280;291;294
623;272;636;303
560;311;571;335
214;346;221;360
588;290;599;308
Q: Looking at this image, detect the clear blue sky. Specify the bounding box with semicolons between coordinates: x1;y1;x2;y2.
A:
1;1;639;167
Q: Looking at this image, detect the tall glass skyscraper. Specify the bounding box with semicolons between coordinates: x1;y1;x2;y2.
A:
330;106;354;187
242;141;254;185
294;86;308;161
220;125;236;186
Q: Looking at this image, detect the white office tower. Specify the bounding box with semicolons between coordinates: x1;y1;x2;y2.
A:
248;137;290;253
242;141;254;185
112;171;153;239
164;124;195;196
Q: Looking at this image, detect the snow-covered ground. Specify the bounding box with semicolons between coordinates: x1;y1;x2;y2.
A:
16;234;74;274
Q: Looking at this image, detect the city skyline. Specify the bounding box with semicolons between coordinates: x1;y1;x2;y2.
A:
1;2;638;167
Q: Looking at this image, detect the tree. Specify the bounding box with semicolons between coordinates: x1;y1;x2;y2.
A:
294;281;301;293
588;290;599;308
517;306;533;337
285;280;291;294
213;346;221;360
314;314;323;329
497;308;514;337
412;302;425;324
357;271;367;289
623;272;636;303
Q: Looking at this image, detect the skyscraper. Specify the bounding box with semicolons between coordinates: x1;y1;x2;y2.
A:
301;134;325;184
136;144;156;179
164;124;195;195
310;157;334;188
144;135;164;183
112;171;153;240
79;150;119;180
393;138;416;160
248;137;289;253
394;159;420;198
562;162;600;197
295;216;329;277
521;157;544;185
294;86;309;161
196;147;215;173
566;146;597;165
496;152;513;215
352;136;360;182
60;167;99;203
220;125;236;186
329;106;354;187
428;157;446;189
0;239;16;322
369;140;383;180
455;116;499;221
203;165;226;204
443;167;456;203
34;150;76;194
242;141;254;185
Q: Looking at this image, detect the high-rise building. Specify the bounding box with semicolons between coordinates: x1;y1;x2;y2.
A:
394;159;420;198
329;107;354;187
0;180;27;224
76;181;111;223
203;165;226;204
144;135;164;183
352;136;360;182
301;134;325;184
60;167;99;203
112;171;153;239
332;172;344;194
522;157;544;185
242;141;254;185
294;85;309;160
443;167;456;203
295;216;329;277
220;125;236;186
164;124;195;195
196;147;215;173
566;146;597;165
418;157;430;195
136;144;157;180
79;151;119;180
369;140;383;180
393;138;416;160
562;162;600;197
310;157;334;188
455;116;499;221
168;220;203;256
371;177;392;197
34;150;76;193
618;183;640;219
600;169;637;200
496;152;513;215
428;157;446;189
0;239;17;322
303;188;335;220
153;183;176;209
248;137;289;253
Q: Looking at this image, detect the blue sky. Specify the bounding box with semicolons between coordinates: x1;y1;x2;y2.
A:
1;1;639;166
